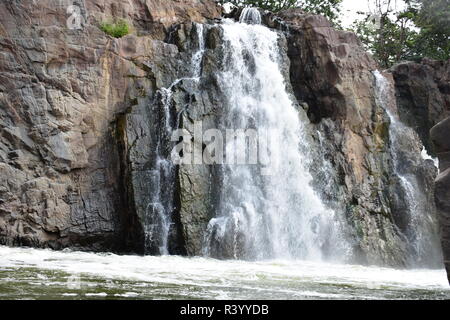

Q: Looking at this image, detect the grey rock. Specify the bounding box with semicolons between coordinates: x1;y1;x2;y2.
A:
390;59;450;154
432;116;450;283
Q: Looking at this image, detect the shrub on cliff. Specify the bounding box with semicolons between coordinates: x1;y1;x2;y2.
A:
100;19;131;38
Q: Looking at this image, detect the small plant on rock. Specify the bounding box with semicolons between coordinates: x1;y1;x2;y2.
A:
100;19;131;38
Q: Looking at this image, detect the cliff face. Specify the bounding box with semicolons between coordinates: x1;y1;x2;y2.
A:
0;0;221;251
388;59;450;281
390;59;450;154
0;0;444;272
432;117;450;283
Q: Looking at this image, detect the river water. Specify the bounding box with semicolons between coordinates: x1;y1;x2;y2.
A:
0;246;448;300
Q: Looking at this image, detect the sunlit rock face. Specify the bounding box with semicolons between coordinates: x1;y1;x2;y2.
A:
390;59;450;155
0;0;222;252
0;0;444;275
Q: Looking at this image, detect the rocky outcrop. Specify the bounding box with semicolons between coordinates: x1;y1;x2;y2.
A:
118;22;222;255
389;58;450;281
390;59;450;154
431;118;450;283
0;0;221;251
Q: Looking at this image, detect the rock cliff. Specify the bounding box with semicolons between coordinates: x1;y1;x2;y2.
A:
432;117;450;283
0;0;445;277
0;0;221;252
389;58;450;282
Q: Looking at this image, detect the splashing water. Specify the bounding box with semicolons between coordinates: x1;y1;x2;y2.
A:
145;23;206;254
421;146;439;171
373;70;442;268
1;246;448;299
203;15;350;262
239;7;262;25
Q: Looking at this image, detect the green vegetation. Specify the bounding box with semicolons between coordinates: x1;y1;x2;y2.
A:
351;0;450;68
100;19;131;38
216;0;343;26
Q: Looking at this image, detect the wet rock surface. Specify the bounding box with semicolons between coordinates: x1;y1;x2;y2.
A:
388;58;450;281
0;0;221;251
432;117;450;283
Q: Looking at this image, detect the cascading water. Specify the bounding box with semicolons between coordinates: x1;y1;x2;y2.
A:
203;12;350;261
144;15;439;267
239;7;262;25
145;24;206;255
373;70;442;267
144;85;178;255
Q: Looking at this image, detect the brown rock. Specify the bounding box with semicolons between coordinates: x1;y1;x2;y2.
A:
0;0;221;252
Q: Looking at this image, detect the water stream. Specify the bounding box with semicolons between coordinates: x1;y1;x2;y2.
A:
203;12;350;261
145;23;206;254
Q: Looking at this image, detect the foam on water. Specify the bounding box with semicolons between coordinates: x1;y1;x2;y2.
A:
373;70;442;268
0;246;448;299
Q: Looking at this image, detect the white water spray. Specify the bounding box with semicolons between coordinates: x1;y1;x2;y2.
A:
421;146;439;171
203;13;350;261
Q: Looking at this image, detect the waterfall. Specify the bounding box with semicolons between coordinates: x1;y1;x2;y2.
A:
373;70;442;267
239;7;262;25
203;14;350;261
144;82;178;255
145;23;206;255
